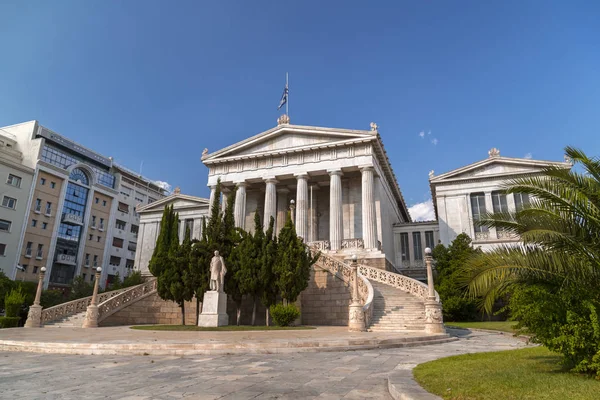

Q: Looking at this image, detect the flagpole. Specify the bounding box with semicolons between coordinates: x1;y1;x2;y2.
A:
286;72;289;117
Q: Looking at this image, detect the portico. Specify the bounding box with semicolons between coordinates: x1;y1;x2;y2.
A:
202;117;411;269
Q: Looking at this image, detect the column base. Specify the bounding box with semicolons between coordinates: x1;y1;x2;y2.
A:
198;291;229;327
82;305;99;328
424;299;445;334
24;305;43;328
348;302;366;332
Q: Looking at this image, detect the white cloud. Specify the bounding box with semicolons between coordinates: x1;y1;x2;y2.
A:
524;153;532;159
428;130;431;135
154;180;173;194
419;131;425;138
431;138;438;145
408;199;436;222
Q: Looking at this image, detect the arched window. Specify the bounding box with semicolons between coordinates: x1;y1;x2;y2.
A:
69;168;89;186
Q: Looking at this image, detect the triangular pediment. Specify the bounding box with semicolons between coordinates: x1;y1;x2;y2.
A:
431;156;570;183
137;194;210;213
203;124;375;163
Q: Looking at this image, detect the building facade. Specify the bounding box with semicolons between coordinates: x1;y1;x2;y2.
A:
135;191;210;276
0;121;167;288
201;117;411;270
392;221;439;279
429;148;571;250
0;129;35;276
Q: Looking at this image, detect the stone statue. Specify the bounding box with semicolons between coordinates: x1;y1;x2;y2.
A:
210;250;227;292
370;122;378;131
202;148;209;158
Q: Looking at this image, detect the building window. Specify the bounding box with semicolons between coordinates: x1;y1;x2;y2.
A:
36;244;44;259
42;222;48;230
491;191;509;214
131;224;139;235
97;236;101;242
0;219;10;232
99;218;104;230
109;256;121;266
31;219;38;228
89;234;93;240
2;196;17;209
113;237;124;248
85;253;90;266
33;266;38;274
425;231;435;250
25;241;32;256
40;177;46;185
413;232;423;261
148;197;156;204
135;196;144;203
69;168;89;186
399;232;409;261
0;243;5;256
116;220;126;230
125;259;134;269
514;193;531;212
93;255;98;267
470;193;489;233
120;186;132;197
7;174;22;188
35;199;42;212
118;202;129;213
91;215;96;227
82;273;86;280
45;202;52;215
95;197;99;204
128;241;137;252
51;181;56;189
102;200;107;206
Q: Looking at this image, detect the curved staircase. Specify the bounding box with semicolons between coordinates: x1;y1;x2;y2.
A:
369;281;426;331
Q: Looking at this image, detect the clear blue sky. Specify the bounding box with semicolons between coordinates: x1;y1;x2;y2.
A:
1;1;598;212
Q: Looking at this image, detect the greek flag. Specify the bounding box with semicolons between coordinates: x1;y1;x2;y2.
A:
277;85;288;110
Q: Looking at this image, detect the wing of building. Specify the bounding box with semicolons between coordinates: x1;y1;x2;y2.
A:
202;118;411;270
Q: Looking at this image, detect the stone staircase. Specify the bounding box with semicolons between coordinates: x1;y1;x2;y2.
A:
43;311;87;328
369;281;426;332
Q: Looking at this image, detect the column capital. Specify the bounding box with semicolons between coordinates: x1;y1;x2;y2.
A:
359;165;375;173
327;169;343;177
208;184;217;189
263;177;278;184
234;181;248;188
277;187;290;194
294;172;310;180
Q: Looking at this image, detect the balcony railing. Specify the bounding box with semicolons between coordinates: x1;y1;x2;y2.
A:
55;254;77;266
62;213;84;226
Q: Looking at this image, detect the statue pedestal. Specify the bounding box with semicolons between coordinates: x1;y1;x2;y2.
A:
198;291;229;327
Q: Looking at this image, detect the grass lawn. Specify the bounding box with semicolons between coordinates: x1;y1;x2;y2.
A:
413;347;598;400
445;321;518;333
130;325;316;331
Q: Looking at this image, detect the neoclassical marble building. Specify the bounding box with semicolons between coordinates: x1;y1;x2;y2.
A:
429;148;571;250
202;116;411;270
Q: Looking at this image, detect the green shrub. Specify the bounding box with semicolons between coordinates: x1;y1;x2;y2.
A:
509;284;600;377
270;304;300;327
4;288;26;317
0;271;15;311
0;316;20;328
40;290;66;308
69;276;94;300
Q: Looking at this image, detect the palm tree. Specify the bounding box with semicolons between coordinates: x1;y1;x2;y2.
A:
462;147;600;310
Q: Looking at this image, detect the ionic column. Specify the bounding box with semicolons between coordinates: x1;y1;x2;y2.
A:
295;173;309;240
234;182;247;229
221;191;229;213
264;178;278;231
329;169;343;251
484;191;496;239
361;166;378;249
276;188;289;234
208;185;217;214
308;185;319;242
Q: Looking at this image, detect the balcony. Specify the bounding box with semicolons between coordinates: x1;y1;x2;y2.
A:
62;213;83;226
55;253;77;266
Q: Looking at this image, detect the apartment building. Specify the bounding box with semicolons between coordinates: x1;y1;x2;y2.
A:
0;121;167;289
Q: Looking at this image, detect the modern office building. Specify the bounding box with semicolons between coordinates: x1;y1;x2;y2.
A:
0;121;167;289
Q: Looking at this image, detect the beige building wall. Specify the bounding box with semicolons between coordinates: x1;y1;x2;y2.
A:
16;171;64;281
80;191;113;284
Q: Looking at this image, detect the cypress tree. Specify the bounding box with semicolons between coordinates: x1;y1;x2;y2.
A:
260;216;278;325
236;210;263;325
189;217;210;324
148;204;173;277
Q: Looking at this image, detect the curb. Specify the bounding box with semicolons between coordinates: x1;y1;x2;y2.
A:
0;335;458;356
387;370;440;400
445;326;531;342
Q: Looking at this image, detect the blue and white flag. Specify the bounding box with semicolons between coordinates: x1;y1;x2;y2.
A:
277;85;288;110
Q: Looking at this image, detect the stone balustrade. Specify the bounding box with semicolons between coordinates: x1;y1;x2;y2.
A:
357;263;440;302
97;279;158;323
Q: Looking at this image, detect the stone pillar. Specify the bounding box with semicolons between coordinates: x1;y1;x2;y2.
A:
264;178;278;231
329;169;343;251
24;267;46;328
483;191;496;239
178;218;185;244
295;173;309;240
234;182;247;229
82;267;102;328
361;166;378;250
424;248;445;334
348;255;366;332
276;188;289;234
221;191;229;213
208;185;217;214
308;185;319;243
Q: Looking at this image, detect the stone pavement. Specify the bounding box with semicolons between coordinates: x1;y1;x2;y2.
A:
0;329;530;399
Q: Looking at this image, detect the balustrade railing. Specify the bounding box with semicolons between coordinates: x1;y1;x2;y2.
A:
357;263;440;302
41;286;134;325
97;278;157;323
341;238;364;250
308;246;374;326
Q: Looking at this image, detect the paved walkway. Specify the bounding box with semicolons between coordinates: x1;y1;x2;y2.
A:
0;329;530;399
